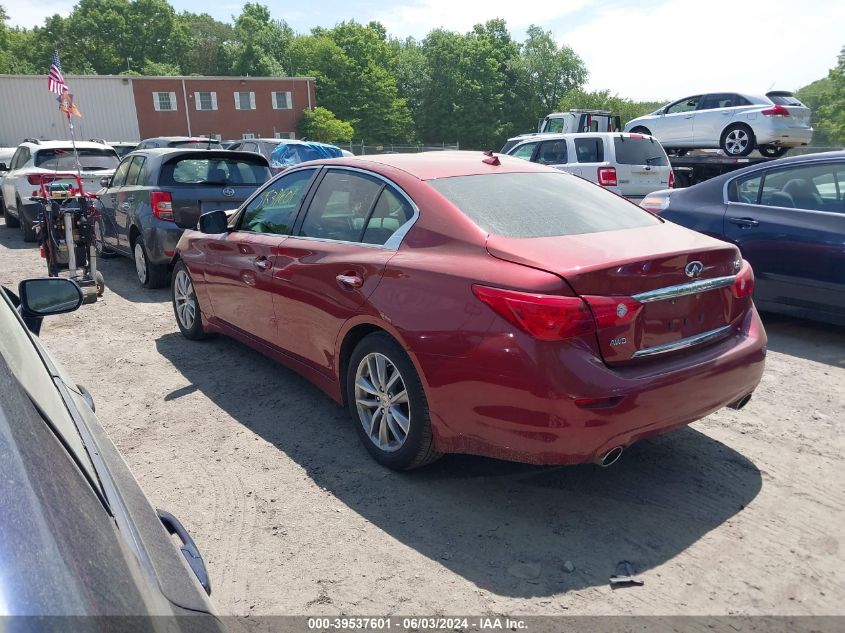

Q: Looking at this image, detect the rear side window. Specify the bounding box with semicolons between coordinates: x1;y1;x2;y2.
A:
35;149;118;171
574;138;604;163
361;187;414;245
429;172;659;238
298;170;383;242
536;140;568;165
124;156;146;185
613;137;668;166
160;156;270;186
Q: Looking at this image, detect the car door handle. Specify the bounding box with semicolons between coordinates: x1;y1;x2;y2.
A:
120;202;131;210
253;256;272;270
157;509;211;595
728;217;760;228
336;273;363;288
684;115;694;119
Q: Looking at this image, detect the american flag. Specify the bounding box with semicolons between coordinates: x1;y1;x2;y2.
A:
47;50;68;95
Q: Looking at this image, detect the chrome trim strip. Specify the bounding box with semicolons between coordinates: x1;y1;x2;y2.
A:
632;324;734;359
632;275;736;304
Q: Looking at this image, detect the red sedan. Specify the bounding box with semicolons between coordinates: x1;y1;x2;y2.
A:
171;152;767;470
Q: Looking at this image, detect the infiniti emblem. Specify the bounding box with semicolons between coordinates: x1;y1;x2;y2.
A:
685;260;704;278
616;303;628;318
222;187;235;197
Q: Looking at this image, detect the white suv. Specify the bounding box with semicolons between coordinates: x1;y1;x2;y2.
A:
504;132;673;202
1;140;119;241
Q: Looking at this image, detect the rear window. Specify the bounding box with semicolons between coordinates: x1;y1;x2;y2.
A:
34;149;119;171
613;137;669;166
767;93;804;107
428;172;660;238
160;156;270;186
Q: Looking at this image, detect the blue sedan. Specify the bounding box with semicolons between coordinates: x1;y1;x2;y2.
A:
641;151;845;326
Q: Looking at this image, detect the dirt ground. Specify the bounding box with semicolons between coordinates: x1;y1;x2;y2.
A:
1;217;843;617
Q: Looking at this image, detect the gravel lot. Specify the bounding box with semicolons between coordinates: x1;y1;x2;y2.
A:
1;217;843;617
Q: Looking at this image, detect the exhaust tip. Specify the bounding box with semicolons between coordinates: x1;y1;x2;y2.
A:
596;446;624;468
727;394;752;410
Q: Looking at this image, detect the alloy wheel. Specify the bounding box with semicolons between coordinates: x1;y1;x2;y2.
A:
174;269;196;330
134;242;148;284
354;352;410;452
724;129;749;155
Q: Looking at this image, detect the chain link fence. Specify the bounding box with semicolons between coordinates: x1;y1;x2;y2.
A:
346;142;460;156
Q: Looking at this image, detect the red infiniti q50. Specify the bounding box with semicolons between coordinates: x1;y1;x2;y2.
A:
171;152;766;470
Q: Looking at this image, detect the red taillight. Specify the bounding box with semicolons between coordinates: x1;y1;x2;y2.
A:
597;166;617;187
472;285;595;341
761;104;790;117
150;191;174;221
732;261;755;298
669;170;675;189
581;295;643;328
27;175;42;185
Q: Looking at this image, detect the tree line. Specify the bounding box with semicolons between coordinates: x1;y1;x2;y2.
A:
1;1;842;148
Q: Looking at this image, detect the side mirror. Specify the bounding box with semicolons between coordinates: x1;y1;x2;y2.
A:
18;278;83;332
100;175;112;188
198;209;229;233
0;162;7;171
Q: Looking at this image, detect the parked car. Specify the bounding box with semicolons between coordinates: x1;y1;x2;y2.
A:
0;146;15;214
1;140;119;241
135;137;223;151
95;148;271;288
109;141;138;158
640;151;845;325
501;109;622;153
625;91;813;158
228;138;344;173
171;152;766;470
0;276;221;622
504;132;673;202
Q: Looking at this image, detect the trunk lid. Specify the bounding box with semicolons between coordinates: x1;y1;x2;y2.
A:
612;135;672;198
765;91;812;127
486;222;748;364
169;185;257;229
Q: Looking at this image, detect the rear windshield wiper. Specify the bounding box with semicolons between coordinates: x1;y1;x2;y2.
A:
645;156;663;165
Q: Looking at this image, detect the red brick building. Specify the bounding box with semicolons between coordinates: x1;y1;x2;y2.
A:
132;76;316;140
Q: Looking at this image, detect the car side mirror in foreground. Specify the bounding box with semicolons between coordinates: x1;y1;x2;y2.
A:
0;162;7;171
99;175;112;188
198;209;229;234
19;278;83;318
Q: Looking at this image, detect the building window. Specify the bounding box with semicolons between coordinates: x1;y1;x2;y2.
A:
194;91;218;111
272;91;292;110
153;92;177;112
242;133;256;139
235;91;256;110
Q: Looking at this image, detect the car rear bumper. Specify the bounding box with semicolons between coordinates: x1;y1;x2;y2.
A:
753;120;813;146
419;307;767;465
143;221;185;266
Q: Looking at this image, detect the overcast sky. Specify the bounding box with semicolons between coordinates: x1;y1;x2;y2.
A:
5;0;843;101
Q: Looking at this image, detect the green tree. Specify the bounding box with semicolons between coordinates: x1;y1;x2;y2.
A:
175;12;233;76
797;46;845;147
228;3;291;76
298;106;354;143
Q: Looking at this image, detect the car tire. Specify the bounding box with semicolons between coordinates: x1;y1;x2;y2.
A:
759;145;789;158
18;198;36;242
133;234;169;289
721;124;755;157
93;216;117;258
346;332;441;470
171;260;207;340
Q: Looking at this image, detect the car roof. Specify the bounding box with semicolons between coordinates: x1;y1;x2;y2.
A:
507;132;649;144
141;136;217;142
129;147;271;164
303;151;557;180
21;140;113;150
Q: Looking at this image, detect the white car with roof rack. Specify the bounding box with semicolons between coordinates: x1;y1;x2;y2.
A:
504;131;673;202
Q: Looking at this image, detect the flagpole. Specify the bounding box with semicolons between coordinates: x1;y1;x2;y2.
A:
67;112;82;178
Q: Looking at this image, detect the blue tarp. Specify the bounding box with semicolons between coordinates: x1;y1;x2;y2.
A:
270;141;343;169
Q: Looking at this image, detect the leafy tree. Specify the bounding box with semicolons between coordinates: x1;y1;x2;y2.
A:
228;3;291;76
175;12;233;76
298;106;354;143
797;46;845;147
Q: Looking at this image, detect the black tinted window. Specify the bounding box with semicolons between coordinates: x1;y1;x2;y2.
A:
35;149;118;171
361;187;414;245
613;137;668;166
574;138;604;163
298;170;383;242
536;141;568;165
429;172;659;238
160;156;270;186
240;168;316;235
699;93;735;110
